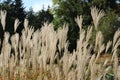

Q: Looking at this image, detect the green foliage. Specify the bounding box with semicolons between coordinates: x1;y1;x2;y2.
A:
52;0;91;27
52;0;91;52
26;8;36;27
99;12;120;43
52;0;59;5
26;7;53;30
88;0;118;11
52;0;120;52
0;0;26;35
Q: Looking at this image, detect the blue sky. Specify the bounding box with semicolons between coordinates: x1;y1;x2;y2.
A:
23;0;52;12
0;0;52;12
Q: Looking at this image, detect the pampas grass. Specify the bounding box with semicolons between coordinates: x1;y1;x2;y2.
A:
0;10;7;30
0;7;119;80
91;6;105;30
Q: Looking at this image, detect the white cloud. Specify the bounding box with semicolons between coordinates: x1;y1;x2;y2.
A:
32;4;42;12
32;1;52;12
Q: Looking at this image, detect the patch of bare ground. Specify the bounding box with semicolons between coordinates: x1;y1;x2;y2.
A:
96;53;120;66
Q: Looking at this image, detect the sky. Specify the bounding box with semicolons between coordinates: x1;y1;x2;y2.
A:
23;0;53;12
0;0;52;12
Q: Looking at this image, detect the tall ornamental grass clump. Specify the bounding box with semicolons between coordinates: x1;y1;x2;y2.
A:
0;7;119;80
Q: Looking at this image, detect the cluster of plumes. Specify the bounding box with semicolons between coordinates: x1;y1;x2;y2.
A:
0;7;120;80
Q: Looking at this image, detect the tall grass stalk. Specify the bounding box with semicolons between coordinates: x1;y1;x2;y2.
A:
0;7;119;80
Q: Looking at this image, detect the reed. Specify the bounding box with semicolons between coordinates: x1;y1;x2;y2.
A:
0;7;119;80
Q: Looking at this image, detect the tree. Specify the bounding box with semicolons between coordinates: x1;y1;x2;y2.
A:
0;0;26;34
36;7;53;29
0;0;26;52
26;7;36;27
13;0;26;20
27;7;53;30
52;0;120;52
52;0;91;52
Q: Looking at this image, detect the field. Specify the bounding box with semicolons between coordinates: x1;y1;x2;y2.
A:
0;7;120;80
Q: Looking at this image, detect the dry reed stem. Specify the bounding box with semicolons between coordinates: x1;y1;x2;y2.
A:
0;7;119;80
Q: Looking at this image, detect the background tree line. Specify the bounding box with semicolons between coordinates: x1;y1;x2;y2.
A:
52;0;120;52
0;0;53;36
0;0;120;52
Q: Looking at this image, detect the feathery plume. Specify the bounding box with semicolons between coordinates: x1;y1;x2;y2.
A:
14;18;20;32
113;29;120;47
91;7;105;30
75;15;83;31
24;19;29;30
0;10;7;30
105;40;112;53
